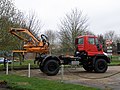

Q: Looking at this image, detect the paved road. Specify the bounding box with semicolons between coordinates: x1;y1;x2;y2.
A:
3;66;120;90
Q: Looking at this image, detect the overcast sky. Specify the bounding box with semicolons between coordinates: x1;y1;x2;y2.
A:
14;0;120;35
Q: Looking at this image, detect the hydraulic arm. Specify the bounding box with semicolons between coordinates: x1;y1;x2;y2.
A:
10;28;49;54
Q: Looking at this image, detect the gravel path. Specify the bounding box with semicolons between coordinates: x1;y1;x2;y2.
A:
1;66;120;90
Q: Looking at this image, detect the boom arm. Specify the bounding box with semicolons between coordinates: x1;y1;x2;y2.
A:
10;28;39;44
10;28;49;53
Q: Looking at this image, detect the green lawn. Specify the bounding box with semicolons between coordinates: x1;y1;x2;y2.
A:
0;60;38;70
0;75;98;90
109;55;120;66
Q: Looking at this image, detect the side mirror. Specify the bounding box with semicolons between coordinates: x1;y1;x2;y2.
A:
75;38;78;45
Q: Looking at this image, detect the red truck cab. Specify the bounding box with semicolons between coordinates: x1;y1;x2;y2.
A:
75;35;103;56
74;35;110;73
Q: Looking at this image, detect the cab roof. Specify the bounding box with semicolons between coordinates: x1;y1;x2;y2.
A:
77;35;97;38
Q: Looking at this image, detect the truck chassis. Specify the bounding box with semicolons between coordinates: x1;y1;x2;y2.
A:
10;28;110;76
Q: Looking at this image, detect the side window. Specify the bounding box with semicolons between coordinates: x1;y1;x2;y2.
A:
88;38;95;44
78;38;84;44
95;38;99;45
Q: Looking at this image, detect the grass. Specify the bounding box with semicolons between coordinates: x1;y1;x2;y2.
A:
12;60;38;69
109;55;120;66
0;75;98;90
0;60;38;70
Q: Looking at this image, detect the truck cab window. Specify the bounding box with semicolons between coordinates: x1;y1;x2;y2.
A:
88;38;95;44
78;38;83;44
95;38;99;45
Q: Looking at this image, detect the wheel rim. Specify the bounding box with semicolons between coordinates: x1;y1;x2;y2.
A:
98;61;105;70
48;62;58;72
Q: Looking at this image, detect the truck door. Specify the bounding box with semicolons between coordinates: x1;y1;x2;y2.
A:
75;37;84;51
87;37;98;55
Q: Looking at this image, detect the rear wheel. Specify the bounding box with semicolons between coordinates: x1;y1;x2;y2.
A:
43;60;60;76
94;59;108;73
39;62;44;72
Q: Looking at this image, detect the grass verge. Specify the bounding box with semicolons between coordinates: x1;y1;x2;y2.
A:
0;75;99;90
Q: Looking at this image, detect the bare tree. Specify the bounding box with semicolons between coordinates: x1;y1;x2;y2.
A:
0;0;15;18
104;30;115;40
25;12;42;35
45;30;56;44
58;9;89;54
44;30;57;54
115;35;120;43
0;0;42;57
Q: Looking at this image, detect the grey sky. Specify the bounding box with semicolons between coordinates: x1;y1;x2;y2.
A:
14;0;120;35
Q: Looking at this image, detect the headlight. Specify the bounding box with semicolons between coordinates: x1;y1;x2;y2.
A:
76;51;80;54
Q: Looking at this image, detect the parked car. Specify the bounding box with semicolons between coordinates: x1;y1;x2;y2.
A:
0;57;12;64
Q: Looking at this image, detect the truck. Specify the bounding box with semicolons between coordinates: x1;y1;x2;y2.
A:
10;28;110;76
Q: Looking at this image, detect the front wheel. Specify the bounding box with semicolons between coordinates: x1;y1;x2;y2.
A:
94;59;108;73
43;60;60;76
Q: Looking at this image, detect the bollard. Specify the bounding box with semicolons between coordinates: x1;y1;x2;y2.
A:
28;63;30;78
61;64;64;82
6;62;8;75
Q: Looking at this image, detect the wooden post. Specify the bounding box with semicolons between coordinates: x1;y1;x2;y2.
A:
6;62;8;75
61;65;64;82
28;63;30;78
12;52;14;71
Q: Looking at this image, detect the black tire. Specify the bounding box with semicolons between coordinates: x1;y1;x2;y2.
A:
43;60;60;76
83;64;93;72
39;62;44;73
94;59;108;73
